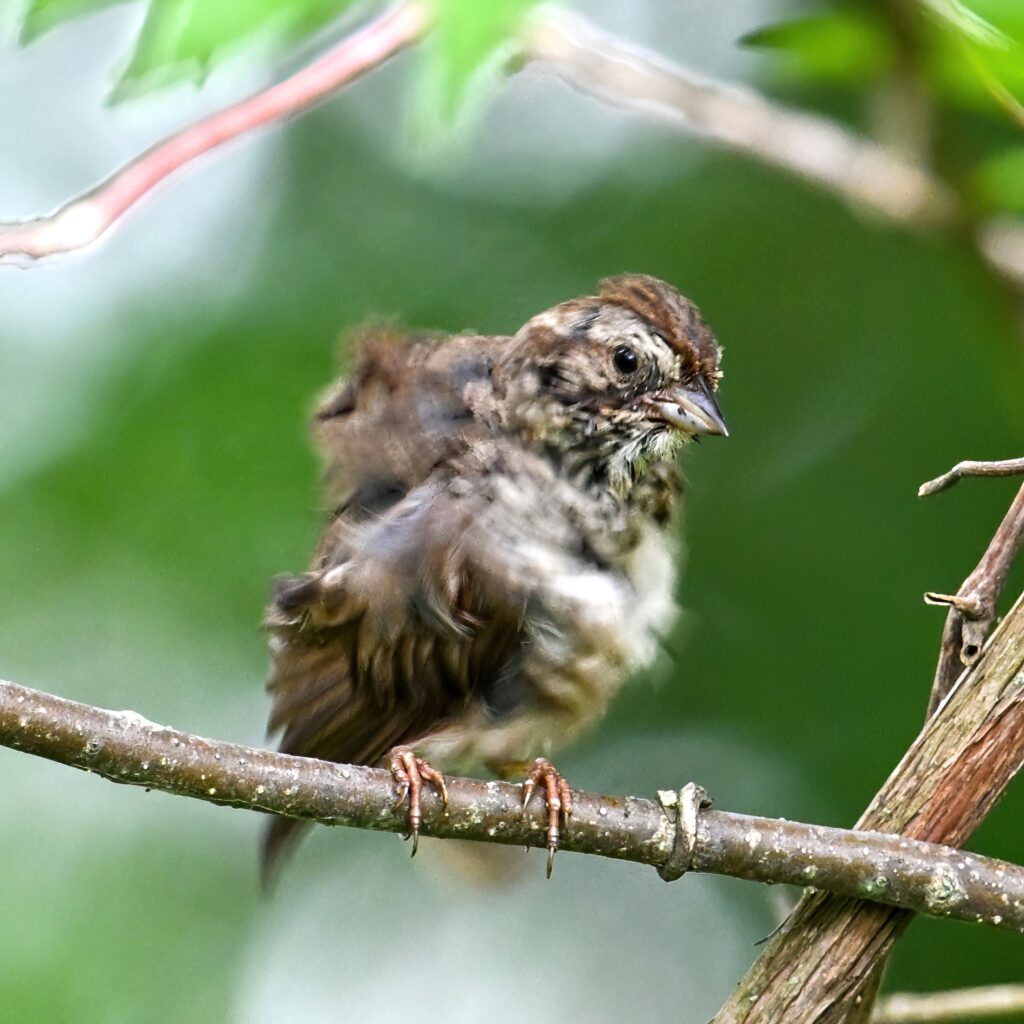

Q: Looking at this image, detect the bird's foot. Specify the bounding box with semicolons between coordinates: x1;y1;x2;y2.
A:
388;746;448;856
521;757;573;878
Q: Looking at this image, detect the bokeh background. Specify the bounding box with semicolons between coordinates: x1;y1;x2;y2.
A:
1;1;1023;1021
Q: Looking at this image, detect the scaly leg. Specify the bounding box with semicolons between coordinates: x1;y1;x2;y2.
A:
521;757;573;878
388;746;448;856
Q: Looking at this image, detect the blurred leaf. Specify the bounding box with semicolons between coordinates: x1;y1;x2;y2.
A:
740;11;894;84
961;0;1024;44
23;0;545;114
974;147;1024;212
424;0;542;124
922;7;1024;127
112;0;358;101
921;0;1009;46
20;0;129;42
21;0;360;100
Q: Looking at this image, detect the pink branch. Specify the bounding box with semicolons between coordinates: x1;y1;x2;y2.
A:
0;1;429;264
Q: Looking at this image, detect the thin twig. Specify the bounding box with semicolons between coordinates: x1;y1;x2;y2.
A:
2;677;1024;932
854;461;1024;1022
920;460;1024;716
0;1;429;264
526;9;957;227
874;983;1024;1023
710;589;1024;1022
525;10;1024;291
919;458;1024;497
4;4;1024;288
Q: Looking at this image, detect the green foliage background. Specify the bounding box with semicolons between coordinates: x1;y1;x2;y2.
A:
1;1;1023;1020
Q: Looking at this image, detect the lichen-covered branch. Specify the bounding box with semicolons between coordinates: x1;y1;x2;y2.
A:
711;590;1024;1023
2;677;1024;933
851;460;1024;1024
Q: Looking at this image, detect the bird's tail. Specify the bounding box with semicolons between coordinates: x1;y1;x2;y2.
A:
259;815;311;893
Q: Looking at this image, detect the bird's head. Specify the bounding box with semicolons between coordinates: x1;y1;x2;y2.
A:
495;274;727;491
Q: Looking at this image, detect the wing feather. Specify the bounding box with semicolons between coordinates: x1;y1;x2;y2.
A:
261;481;525;883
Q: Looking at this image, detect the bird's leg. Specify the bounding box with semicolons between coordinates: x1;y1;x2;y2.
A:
388;746;448;856
521;757;573;878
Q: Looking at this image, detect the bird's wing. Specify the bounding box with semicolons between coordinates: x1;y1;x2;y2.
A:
314;327;503;517
260;478;526;881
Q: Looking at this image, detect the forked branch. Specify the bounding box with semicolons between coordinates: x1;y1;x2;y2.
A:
711;466;1024;1023
920;460;1024;715
2;677;1024;934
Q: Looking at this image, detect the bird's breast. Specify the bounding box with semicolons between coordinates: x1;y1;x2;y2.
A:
617;522;680;668
478;474;679;719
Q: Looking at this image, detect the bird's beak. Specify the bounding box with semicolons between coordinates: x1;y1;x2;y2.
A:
647;375;729;437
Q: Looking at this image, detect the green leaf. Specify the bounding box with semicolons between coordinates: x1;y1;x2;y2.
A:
964;0;1024;46
922;1;1024;126
920;0;1009;46
974;147;1024;212
740;10;894;84
112;0;359;101
424;0;542;125
20;0;131;43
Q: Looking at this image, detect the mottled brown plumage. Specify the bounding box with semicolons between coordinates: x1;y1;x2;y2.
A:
262;274;726;880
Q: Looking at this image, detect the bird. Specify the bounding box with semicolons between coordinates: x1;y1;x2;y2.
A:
261;273;727;883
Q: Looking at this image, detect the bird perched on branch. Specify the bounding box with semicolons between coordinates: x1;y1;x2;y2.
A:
262;274;727;882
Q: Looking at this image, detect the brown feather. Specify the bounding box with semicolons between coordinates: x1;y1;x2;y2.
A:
261;483;527;882
597;273;722;383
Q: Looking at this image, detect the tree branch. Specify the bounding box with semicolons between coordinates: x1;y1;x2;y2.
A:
874;984;1024;1023
919;459;1024;497
711;586;1024;1023
850;461;1024;1023
0;1;429;264
5;4;1024;287
921;462;1024;716
3;677;1024;933
524;11;1024;291
526;10;957;228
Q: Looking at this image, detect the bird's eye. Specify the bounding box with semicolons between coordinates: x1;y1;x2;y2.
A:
613;345;639;374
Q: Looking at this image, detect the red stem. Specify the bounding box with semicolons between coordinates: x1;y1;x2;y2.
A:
0;1;429;263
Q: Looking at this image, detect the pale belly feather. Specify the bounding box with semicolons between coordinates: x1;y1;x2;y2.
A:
418;517;679;771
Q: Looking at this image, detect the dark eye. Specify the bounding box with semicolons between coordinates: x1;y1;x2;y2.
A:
613;345;638;374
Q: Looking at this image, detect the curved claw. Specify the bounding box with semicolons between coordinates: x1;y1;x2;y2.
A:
521;778;537;810
388;746;447;857
425;767;449;812
521;757;573;878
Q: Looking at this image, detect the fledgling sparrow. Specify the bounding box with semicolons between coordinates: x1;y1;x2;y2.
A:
262;274;727;881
